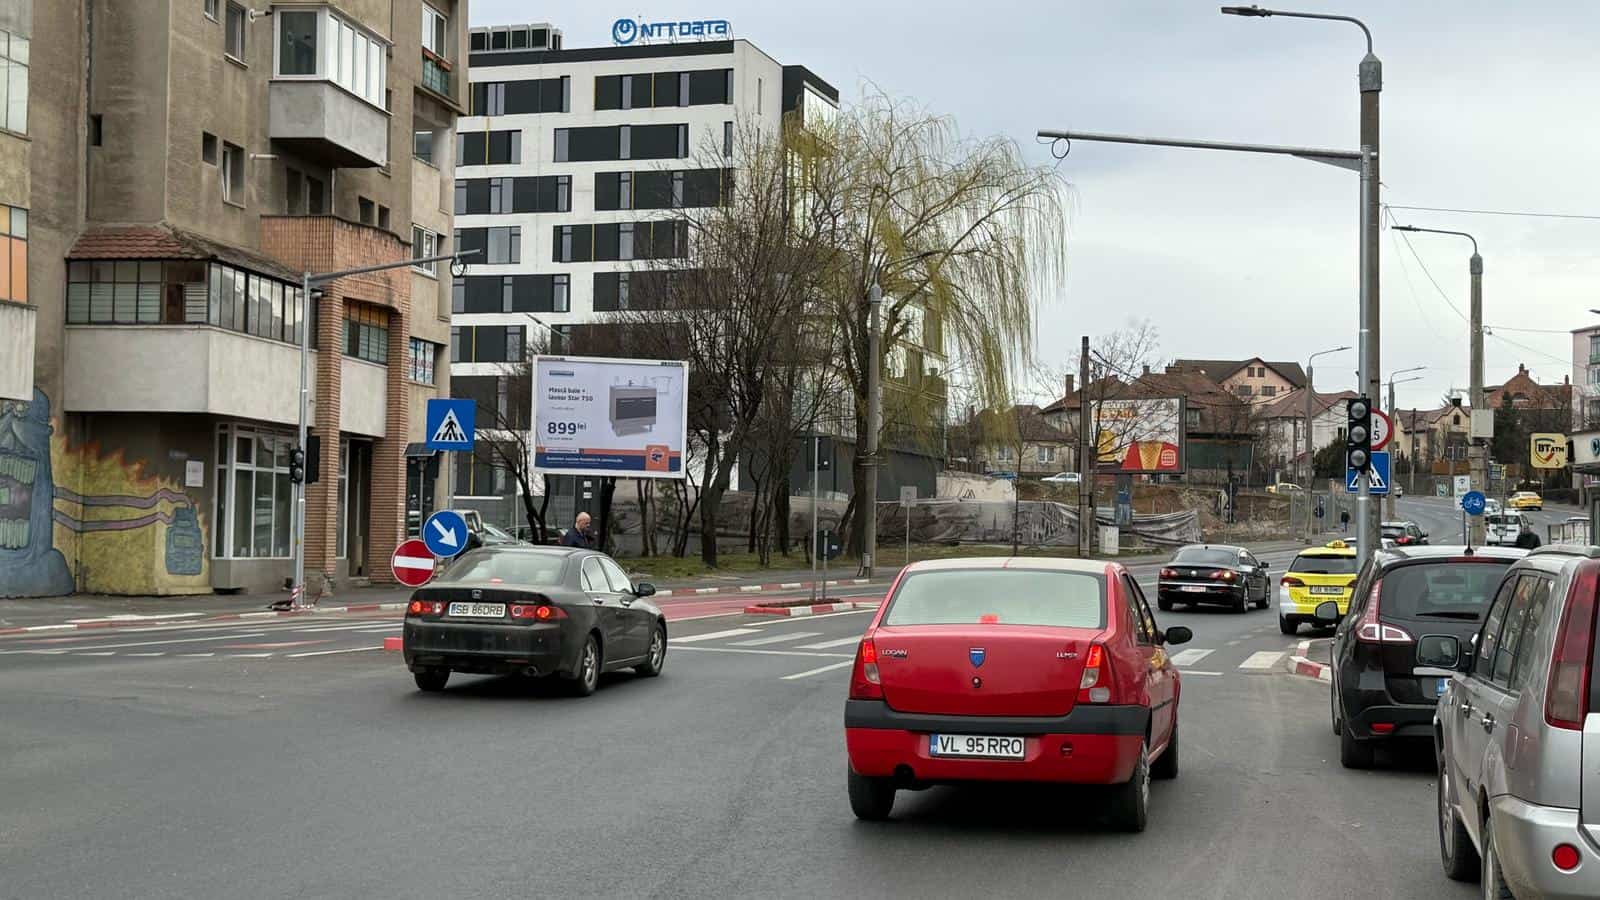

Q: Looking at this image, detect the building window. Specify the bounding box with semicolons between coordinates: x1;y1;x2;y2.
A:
414;130;434;164
1588;366;1600;385
724;121;733;158
213;424;296;559
0;31;28;135
411;225;439;275
453;325;526;363
997;447;1013;462
471;76;568;115
358;196;375;225
307;175;326;214
422;3;449;58
205;0;219;20
455;226;521;264
552;221;684;263
224;2;247;60
1037;446;1055;464
344;303;389;364
378;205;390;230
65;261;307;342
0;205;25;303
1261;385;1277;397
221;141;244;205
456;129;522;166
271;7;387;109
409;337;439;384
1589;334;1600;365
455;175;571;215
1186;409;1201;428
202;132;218;165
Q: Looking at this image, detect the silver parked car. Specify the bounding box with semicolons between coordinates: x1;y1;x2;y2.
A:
1429;545;1600;898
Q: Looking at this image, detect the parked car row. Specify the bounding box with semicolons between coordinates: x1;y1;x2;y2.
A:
1310;541;1600;897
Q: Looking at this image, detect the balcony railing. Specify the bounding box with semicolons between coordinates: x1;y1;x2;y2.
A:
422;54;452;96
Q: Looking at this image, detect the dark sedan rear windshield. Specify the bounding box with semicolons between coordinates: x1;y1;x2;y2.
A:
883;570;1106;628
1379;561;1512;619
1173;548;1237;567
1289;554;1358;575
434;550;566;586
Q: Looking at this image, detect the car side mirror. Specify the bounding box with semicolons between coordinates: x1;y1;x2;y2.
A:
1313;600;1341;623
1260;561;1269;571
634;581;656;598
1416;634;1460;669
1163;626;1193;646
1420;532;1429;539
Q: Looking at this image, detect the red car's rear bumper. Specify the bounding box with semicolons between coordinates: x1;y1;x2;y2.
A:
844;699;1149;785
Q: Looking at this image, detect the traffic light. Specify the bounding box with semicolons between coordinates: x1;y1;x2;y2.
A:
1346;396;1373;472
305;434;321;484
289;446;306;484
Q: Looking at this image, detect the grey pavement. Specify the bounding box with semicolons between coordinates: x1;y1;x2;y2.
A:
0;537;1470;899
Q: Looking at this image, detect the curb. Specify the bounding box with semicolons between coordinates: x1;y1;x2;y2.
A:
744;601;879;617
1286;638;1332;682
0;601;410;636
654;578;871;599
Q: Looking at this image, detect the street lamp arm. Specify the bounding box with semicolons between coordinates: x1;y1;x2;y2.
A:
1221;6;1373;54
1390;224;1477;256
306;249;480;285
1034;129;1360;163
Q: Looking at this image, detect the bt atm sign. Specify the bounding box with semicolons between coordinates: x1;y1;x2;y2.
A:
1530;433;1569;470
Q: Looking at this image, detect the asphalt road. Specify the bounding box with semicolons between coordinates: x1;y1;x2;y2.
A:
0;547;1471;900
1386;493;1579;545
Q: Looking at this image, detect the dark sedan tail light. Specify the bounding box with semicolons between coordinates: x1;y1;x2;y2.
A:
1354;578;1414;644
1160;568;1176;579
510;603;567;621
407;599;443;616
1209;570;1237;583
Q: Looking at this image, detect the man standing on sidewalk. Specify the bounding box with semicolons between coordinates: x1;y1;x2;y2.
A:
562;512;596;549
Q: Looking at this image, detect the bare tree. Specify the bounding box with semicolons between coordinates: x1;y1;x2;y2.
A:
460;354;551;544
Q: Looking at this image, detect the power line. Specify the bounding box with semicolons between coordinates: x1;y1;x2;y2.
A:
1387;203;1600;222
1391;224;1468;323
1482;328;1575;369
1388;226;1453;345
1483;325;1573;335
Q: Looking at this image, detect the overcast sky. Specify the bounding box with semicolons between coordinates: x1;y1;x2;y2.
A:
472;1;1600;410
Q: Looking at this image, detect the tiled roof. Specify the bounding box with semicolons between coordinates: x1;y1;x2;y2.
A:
1256;388;1360;419
1168;357;1309;388
68;224;302;281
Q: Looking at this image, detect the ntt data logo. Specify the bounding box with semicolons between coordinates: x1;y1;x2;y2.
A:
612;17;731;45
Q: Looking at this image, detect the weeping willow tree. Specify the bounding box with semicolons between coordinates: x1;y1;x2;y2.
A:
810;91;1072;559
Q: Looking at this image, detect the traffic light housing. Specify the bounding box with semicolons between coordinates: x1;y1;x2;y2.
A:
305;434;321;484
289;446;306;484
1346;396;1373;472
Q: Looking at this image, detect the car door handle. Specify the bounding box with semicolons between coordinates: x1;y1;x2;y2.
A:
1459;701;1474;717
1481;714;1495;733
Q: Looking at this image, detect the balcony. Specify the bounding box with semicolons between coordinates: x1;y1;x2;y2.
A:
421;53;452;97
269;80;389;168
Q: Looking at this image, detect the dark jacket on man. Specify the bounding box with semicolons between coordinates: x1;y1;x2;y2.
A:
561;527;595;549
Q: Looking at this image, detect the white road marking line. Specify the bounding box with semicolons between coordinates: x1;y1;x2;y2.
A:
729;631;823;647
671;628;762;644
74;651;116;656
1225;639;1242;646
672;646;853;659
781;660;856;680
795;636;865;650
51;631;269;651
1182;670;1224;676
123;652;165;657
291;623;400;633
180;653;215;658
227;653;275;658
285;646;385;658
1169;648;1214;666
1239;651;1286;670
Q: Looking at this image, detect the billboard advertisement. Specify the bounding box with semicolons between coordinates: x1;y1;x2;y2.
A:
1092;397;1185;474
533;356;688;478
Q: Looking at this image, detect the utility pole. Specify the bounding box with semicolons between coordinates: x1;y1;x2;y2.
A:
1387;378;1397;519
859;283;883;577
1078;335;1092;558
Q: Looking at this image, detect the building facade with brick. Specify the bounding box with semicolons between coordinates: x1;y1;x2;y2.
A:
0;0;467;599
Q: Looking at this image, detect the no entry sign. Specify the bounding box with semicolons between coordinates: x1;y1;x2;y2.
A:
391;538;437;587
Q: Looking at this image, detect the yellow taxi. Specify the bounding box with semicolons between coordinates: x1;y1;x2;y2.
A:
1508;491;1543;511
1278;540;1360;636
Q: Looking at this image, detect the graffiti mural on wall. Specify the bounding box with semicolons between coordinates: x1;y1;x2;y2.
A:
0;388;210;598
0;389;75;596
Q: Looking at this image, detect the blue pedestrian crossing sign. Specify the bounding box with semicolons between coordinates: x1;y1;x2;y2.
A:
1461;490;1487;517
423;510;469;558
425;398;474;451
1346;450;1390;495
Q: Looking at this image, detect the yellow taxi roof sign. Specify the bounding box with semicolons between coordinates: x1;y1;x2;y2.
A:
1325;540;1349;549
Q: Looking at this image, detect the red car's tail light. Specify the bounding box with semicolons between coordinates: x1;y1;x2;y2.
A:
1078;643;1113;704
849;636;883;700
1545;561;1598;730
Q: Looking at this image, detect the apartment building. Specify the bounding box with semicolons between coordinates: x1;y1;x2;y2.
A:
0;0;467;598
449;23;841;526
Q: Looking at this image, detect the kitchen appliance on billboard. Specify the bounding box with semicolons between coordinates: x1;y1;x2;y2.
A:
533;356;688;478
1092;397;1184;474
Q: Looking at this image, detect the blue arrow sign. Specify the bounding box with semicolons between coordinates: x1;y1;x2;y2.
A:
1346;450;1390;496
423;510;469;558
1461;490;1487;517
426;398;475;451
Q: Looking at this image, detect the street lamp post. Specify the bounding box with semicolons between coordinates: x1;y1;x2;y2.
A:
1303;345;1350;540
1223;3;1382;566
860;282;884;576
1385;367;1426;517
1393;225;1484;542
290;249;477;609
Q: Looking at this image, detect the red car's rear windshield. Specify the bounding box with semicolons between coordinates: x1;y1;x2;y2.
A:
882;570;1106;628
1379;560;1513;620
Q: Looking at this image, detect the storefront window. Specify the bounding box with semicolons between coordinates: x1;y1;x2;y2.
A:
213;424;296;559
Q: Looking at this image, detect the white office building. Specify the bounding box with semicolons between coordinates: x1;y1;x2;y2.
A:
450;22;838;528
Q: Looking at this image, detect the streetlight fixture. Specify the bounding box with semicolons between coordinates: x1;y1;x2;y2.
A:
1222;4;1382;565
1392;223;1487;539
288;248;479;609
1303;345;1351;488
